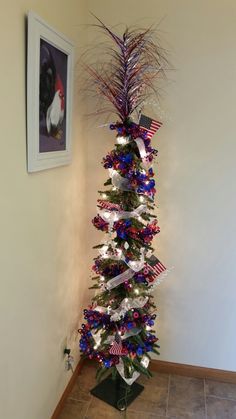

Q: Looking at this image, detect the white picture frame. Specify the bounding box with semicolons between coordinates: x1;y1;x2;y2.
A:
27;11;74;172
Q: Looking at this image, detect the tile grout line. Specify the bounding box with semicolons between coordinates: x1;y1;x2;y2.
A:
166;374;171;417
83;395;92;419
68;396;92;402
207;394;236;402
204;378;207;419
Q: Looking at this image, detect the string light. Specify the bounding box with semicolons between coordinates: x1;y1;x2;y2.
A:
116;136;129;145
101;193;107;199
141;355;150;368
101;244;109;259
116;248;122;258
134;288;140;295
102;211;110;220
139;195;145;203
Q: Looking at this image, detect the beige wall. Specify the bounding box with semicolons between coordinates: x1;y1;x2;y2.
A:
0;1;89;419
87;0;236;372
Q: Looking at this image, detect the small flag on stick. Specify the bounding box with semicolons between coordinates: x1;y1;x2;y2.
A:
109;340;123;355
144;255;166;279
109;333;128;356
139;114;162;139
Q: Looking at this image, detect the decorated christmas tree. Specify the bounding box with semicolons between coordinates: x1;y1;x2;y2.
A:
79;18;168;407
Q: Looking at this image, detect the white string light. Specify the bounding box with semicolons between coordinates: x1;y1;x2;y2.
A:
116;248;122;258
101;211;111;220
116;136;129;145
100;244;109;259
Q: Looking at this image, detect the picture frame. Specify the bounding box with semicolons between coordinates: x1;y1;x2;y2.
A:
27;11;74;172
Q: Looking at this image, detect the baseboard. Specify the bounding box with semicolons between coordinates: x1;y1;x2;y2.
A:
151;360;236;383
51;359;84;419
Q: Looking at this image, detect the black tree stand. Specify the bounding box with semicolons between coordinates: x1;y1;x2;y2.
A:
90;375;144;411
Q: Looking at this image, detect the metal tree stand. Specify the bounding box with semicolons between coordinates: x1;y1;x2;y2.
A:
90;375;144;411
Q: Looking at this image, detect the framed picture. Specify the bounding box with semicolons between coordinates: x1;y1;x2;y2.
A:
27;11;74;172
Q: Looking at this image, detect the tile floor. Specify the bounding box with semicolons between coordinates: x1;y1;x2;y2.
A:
58;363;236;419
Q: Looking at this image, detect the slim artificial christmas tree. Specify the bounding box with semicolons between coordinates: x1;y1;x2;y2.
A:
79;18;169;410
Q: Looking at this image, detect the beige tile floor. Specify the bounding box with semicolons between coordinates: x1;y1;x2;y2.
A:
58;363;236;419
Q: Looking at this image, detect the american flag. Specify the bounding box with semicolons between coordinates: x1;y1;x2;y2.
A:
144;255;166;279
109;333;123;355
139;114;162;139
97;200;121;211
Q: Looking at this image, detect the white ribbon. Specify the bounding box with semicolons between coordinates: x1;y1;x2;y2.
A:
91;329;102;349
110;296;148;321
134;138;147;159
134;138;151;168
99;204;146;225
98;209;119;226
109;169;131;191
116;358;140;385
126;248;145;272
106;268;134;290
116;355;150;384
140;355;150;369
100;246;146;274
98;204;147;233
104;327;142;345
122;328;142;339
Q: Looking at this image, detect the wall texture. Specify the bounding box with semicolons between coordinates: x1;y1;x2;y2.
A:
0;2;89;419
87;0;236;372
